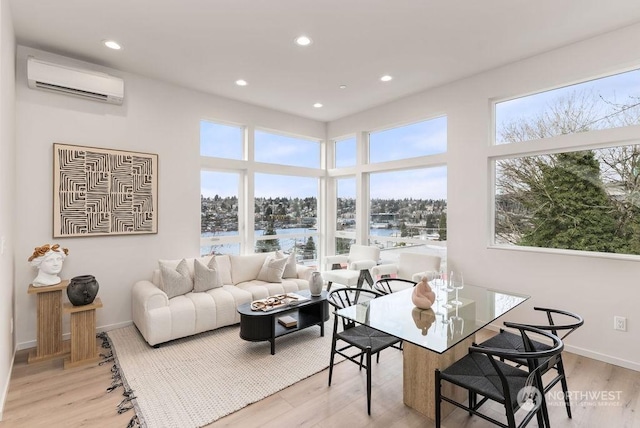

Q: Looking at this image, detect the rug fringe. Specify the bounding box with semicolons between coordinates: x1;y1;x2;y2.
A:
99;330;143;426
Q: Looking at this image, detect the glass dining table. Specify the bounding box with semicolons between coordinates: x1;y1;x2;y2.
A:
335;283;529;420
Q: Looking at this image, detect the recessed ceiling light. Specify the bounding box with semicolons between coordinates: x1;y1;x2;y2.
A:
295;35;313;46
339;85;347;89
103;40;121;50
313;103;323;108
235;79;248;86
380;75;393;82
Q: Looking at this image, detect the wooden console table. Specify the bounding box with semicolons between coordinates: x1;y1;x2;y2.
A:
27;280;69;363
63;297;103;369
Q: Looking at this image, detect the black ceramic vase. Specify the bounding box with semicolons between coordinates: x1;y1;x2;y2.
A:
67;275;99;306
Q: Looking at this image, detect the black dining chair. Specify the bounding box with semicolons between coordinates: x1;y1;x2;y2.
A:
477;307;584;419
373;277;417;295
327;288;401;415
435;323;564;428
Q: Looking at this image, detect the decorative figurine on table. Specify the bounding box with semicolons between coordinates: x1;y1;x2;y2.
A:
28;244;69;287
411;275;436;309
412;307;436;335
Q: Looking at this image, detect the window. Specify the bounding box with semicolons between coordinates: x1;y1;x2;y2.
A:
369;117;447;163
495;68;640;145
335;136;357;168
368;167;447;260
495;144;640;255
200;171;241;255
200;121;243;159
493;68;640;257
336;177;356;254
254;173;319;264
255;130;320;168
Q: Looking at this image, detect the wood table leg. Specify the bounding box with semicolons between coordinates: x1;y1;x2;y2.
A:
403;334;475;420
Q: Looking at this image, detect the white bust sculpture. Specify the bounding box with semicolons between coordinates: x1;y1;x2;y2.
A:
28;244;69;287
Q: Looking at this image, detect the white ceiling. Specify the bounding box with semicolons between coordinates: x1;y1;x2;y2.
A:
9;0;640;122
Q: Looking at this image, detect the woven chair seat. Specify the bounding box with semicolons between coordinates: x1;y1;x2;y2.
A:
480;331;553;365
440;352;529;408
337;325;400;353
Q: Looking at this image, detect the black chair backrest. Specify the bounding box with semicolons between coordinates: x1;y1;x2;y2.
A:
526;307;584;340
471;324;564;407
327;288;383;330
373;278;417;295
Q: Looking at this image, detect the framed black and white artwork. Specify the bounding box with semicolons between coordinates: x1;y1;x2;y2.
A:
53;143;158;237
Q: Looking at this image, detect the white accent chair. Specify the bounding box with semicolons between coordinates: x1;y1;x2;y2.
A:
371;252;441;283
323;244;380;292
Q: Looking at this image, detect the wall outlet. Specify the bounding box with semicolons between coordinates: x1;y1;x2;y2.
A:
614;316;627;331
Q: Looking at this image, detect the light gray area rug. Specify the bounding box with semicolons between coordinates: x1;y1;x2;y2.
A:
107;322;336;428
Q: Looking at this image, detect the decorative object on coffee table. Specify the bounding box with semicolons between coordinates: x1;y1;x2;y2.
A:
53;143;158;237
309;271;323;296
67;275;100;306
28;243;69;287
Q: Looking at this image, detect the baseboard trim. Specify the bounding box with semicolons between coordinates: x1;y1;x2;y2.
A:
485;322;640;372
15;320;134;352
0;343;17;421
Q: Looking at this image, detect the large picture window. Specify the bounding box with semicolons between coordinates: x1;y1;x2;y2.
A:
495;68;640;145
255;130;320;168
495;145;640;255
254;173;319;264
200;171;241;255
200;121;243;159
369;117;447;163
368;168;447;259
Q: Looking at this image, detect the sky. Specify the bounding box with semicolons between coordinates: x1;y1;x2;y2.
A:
201;67;640;200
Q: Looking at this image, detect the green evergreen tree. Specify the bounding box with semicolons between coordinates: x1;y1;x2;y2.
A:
438;213;447;241
519;151;624;252
303;237;316;260
256;220;280;253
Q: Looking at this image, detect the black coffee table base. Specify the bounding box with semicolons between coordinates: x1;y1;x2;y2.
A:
237;290;329;355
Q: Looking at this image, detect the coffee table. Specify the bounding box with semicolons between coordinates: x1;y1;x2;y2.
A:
237;289;329;355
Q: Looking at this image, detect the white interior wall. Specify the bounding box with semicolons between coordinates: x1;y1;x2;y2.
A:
328;23;640;370
0;0;15;418
13;45;325;351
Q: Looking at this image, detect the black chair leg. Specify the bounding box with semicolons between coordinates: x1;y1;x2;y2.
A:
435;369;442;428
328;318;339;386
468;390;475;415
557;358;572;418
505;402;516;428
327;281;333;292
366;348;372;415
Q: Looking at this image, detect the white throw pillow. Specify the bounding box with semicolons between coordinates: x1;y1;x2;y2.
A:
193;257;222;292
256;256;287;283
158;259;192;298
276;250;297;279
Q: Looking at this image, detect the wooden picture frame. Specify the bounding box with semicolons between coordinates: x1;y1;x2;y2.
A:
53;143;158;237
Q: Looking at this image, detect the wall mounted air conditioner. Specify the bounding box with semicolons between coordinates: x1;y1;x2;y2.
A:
27;56;124;105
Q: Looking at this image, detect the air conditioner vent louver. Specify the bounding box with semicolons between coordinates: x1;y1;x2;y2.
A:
34;81;110;101
27;56;124;105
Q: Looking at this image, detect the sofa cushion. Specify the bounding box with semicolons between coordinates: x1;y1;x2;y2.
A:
158;259;193;298
230;253;269;284
213;255;232;284
256;256;287;282
193;258;222;292
276;250;297;278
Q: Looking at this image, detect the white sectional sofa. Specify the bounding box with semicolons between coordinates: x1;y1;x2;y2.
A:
132;253;312;346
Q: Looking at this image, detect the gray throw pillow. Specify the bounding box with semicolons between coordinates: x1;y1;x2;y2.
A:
158;258;192;298
193;257;222;292
276;250;297;279
256;256;287;283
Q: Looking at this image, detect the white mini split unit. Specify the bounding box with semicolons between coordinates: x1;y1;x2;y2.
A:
27;56;124;105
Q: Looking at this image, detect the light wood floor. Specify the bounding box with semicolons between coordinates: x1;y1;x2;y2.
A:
1;330;639;428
